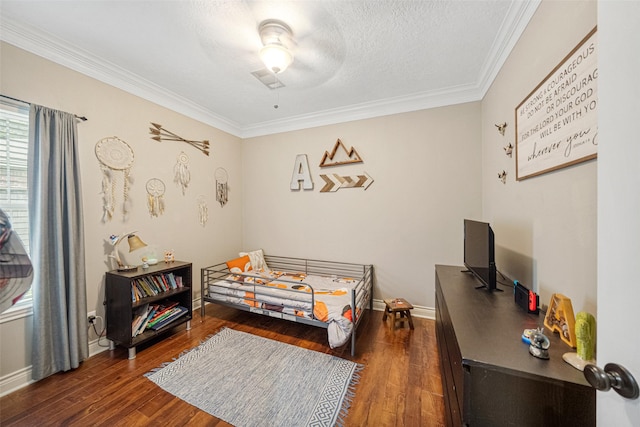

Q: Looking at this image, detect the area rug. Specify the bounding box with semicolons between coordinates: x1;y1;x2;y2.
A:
145;327;363;427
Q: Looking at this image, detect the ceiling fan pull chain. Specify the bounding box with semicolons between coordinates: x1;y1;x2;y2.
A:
274;74;280;109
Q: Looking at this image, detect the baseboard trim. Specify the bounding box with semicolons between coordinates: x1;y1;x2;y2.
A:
89;337;109;358
1;337;108;397
372;298;435;320
0;366;33;397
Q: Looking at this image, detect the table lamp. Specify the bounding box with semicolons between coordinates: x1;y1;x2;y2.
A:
109;232;147;271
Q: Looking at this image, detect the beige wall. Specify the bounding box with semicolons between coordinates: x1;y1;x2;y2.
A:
0;42;244;382
481;0;597;314
1;0;599;393
242;103;482;308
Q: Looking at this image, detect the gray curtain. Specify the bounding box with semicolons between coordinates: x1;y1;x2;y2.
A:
28;104;88;381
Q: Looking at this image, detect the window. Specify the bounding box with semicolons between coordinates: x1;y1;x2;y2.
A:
0;99;32;319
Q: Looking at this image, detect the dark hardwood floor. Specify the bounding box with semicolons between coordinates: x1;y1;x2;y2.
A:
0;304;445;426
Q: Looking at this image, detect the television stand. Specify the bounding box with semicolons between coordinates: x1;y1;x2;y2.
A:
435;265;594;426
476;284;503;292
460;268;503;291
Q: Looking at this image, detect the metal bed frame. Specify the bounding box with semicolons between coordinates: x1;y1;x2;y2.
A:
201;255;374;356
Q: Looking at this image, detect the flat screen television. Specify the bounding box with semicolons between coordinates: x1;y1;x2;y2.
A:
463;219;498;292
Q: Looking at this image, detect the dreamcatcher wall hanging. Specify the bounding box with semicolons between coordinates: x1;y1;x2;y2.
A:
197;195;208;227
174;151;191;195
95;137;134;222
146;178;166;217
215;168;229;207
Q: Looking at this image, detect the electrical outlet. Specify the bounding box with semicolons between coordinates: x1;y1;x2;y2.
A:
87;310;96;323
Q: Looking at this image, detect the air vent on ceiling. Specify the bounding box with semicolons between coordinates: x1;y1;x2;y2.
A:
251;69;285;90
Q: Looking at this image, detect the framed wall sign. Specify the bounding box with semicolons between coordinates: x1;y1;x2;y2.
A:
515;27;597;181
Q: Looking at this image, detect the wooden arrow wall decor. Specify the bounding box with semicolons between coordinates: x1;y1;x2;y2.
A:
149;122;210;156
320;172;374;192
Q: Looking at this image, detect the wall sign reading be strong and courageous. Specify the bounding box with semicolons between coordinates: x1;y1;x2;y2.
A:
515;27;597;181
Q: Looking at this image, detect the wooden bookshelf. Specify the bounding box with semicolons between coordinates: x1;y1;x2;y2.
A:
106;261;192;359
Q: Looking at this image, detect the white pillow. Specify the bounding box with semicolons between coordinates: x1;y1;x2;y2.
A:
239;249;269;271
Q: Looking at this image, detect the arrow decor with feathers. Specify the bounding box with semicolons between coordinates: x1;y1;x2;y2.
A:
320;172;374;192
149;123;210;156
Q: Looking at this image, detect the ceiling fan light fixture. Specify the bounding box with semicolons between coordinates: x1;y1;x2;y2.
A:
258;19;294;74
260;43;293;74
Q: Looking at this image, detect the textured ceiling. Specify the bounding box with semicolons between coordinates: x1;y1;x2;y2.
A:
0;1;539;137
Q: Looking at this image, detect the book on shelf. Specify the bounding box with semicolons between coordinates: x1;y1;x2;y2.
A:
140;305;155;336
136;278;154;297
131;301;185;336
166;272;176;288
131;303;150;336
135;304;157;336
130;272;187;302
152;275;169;292
147;302;179;326
144;276;161;294
149;306;188;331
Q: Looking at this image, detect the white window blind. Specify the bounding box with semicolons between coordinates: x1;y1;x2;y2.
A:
0;100;32;314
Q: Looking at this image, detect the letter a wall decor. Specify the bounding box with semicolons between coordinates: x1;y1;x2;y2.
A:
290;154;313;190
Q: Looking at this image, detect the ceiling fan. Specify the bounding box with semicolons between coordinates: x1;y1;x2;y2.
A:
193;2;346;91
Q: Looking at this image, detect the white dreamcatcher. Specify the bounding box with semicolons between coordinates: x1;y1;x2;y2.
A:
174;151;191;195
95;137;134;222
215;167;229;207
197;195;208;227
146;178;166;217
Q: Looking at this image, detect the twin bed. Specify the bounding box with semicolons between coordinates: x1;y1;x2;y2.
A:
200;253;374;356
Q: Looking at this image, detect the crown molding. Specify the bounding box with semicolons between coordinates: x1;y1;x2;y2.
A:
242;0;540;138
1;1;538;139
476;0;542;95
0;17;243;137
240;84;483;138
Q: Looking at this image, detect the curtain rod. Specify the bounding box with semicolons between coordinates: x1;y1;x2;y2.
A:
0;94;88;121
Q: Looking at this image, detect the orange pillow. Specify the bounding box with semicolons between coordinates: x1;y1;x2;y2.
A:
226;255;253;273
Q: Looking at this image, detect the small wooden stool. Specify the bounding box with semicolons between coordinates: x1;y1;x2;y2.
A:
383;298;414;331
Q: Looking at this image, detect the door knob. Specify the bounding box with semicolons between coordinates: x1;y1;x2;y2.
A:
583;363;639;400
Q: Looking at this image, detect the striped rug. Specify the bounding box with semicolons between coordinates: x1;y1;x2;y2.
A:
145;327;363;427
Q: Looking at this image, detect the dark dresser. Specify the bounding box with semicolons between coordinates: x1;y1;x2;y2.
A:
435;265;595;426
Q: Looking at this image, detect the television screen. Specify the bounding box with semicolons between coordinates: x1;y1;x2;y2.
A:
463;219;498;291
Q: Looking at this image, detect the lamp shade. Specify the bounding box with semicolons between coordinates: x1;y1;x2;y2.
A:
260;43;293;74
127;234;147;252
